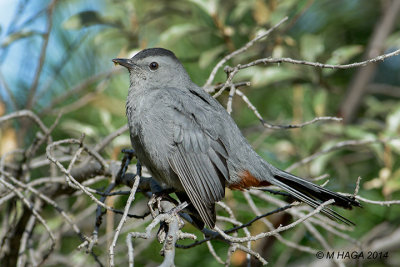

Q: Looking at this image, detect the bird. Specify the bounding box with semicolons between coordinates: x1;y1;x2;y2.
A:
112;48;360;229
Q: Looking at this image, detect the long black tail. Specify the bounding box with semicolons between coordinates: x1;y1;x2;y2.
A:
270;168;360;225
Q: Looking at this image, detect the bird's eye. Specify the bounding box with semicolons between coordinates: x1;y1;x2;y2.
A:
149;62;159;70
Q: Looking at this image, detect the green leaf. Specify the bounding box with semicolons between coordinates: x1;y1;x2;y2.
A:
300;34;324;61
384;168;400;194
386;106;400;135
61;119;96;137
99;108;113;132
344;126;383;161
344;126;377;140
238;66;300;87
187;0;218;15
230;2;253;22
323;45;363;75
198;45;225;69
309;140;339;176
63;11;113;30
313;89;328;116
385;31;400;48
159;24;200;45
388;139;400;154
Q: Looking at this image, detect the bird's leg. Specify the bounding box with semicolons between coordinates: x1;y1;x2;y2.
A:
121;148;136;155
157;200;188;244
147;194;158;218
155;195;163;214
116;148;136;183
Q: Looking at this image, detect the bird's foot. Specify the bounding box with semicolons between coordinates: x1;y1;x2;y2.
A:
147;189;177;218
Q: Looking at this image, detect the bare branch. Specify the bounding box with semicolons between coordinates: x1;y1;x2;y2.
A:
204;17;288;89
0;110;49;133
0;70;18;110
94;124;129;153
206;240;224;264
39;69;120;115
125;201;192;267
26;0;57;110
286;138;397;172
212;68;239;98
214;199;334;243
2;6;400;266
340;0;400;123
367;83;400;98
236;88;342;129
355;196;400;206
1;169;89;244
0;178;55;265
235;244;268;265
16;201;39;267
224;48;400;73
243;191;319;254
109;174;140;267
226;84;236;115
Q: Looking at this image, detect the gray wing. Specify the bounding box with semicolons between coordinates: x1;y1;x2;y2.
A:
167;92;229;229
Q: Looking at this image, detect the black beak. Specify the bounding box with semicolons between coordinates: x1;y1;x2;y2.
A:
112;58;135;68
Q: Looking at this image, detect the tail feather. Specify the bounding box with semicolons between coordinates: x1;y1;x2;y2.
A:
271;169;360;225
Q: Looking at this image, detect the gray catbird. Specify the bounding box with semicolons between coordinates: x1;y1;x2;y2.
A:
113;48;360;229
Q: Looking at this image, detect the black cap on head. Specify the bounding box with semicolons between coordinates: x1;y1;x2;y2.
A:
132;48;179;62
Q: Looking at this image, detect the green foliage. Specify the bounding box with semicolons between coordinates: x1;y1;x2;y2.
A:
1;0;400;266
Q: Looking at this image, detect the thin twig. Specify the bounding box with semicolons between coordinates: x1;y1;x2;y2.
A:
225;204;294;234
0;71;18;110
109;174;140;267
226;84;236;114
353;176;361;197
355;196;400;206
204;17;288;89
236;89;343;129
1;169;89;244
206;240;224;264
0;110;49;133
40;69;120;115
214;199;334;242
243;191;318;254
224;48;400;73
0;177;55;264
94;124;129;152
26;0;57;109
16;200;39;267
286;138;396;172
213;68;239;98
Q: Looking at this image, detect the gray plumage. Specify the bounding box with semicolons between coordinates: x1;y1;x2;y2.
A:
113;48;360;229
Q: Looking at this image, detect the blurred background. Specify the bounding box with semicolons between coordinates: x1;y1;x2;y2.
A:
0;0;400;266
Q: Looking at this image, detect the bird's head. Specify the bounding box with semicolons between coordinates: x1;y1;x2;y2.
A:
113;48;191;89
